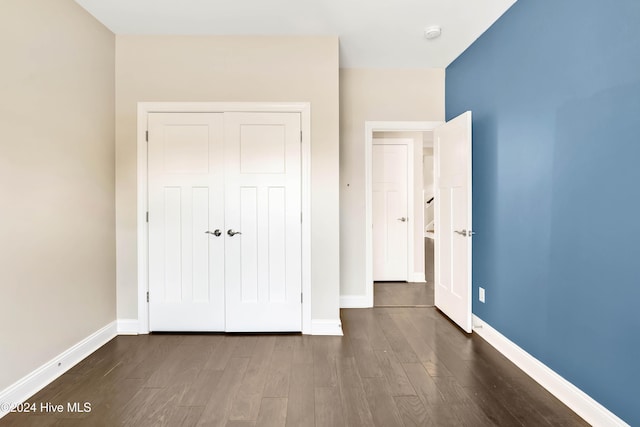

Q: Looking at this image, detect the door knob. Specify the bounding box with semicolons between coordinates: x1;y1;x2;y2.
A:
227;229;242;237
454;230;476;237
205;229;222;237
397;217;408;222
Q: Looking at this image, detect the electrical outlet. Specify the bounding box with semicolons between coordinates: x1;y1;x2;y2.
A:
479;287;486;303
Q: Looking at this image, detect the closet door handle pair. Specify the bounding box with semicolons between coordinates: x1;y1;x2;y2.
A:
205;229;242;237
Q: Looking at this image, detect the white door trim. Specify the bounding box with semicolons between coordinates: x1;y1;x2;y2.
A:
372;137;414;282
137;102;312;334
364;121;443;307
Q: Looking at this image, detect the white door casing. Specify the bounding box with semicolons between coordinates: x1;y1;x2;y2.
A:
148;113;225;331
434;111;473;333
224;112;302;332
372;141;409;281
143;106;307;333
362;121;443;308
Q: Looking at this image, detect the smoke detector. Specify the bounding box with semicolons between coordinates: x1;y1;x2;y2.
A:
424;26;442;40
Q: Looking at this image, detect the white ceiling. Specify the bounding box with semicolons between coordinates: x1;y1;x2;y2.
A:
75;0;516;68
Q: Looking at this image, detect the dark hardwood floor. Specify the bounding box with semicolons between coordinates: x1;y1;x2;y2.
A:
374;282;434;307
374;237;436;307
0;307;587;427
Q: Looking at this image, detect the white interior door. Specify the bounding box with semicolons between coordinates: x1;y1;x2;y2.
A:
224;112;302;332
372;141;409;281
148;113;225;331
434;111;473;333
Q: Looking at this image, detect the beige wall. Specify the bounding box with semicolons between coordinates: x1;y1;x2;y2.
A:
340;68;445;297
115;36;340;321
0;0;115;390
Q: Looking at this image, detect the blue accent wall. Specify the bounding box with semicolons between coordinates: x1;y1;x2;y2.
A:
446;1;640;424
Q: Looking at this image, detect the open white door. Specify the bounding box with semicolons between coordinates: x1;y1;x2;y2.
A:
372;141;409;281
434;111;472;333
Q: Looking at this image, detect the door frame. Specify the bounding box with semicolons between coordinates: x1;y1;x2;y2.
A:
372;137;414;282
136;102;312;334
364;121;443;307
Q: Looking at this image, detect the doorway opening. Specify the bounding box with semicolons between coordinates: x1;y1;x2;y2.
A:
364;121;443;308
366;114;473;332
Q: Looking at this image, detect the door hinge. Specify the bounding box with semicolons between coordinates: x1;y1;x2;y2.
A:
146;212;149;223
300;131;302;143
146;291;149;302
145;130;149;142
301;293;303;303
300;212;303;223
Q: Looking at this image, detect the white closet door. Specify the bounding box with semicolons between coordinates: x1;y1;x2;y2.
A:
224;112;302;332
148;113;225;331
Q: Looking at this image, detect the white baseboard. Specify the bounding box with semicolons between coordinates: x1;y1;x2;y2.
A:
340;295;371;308
311;319;344;336
0;321;117;419
473;315;629;427
411;273;426;283
117;319;139;335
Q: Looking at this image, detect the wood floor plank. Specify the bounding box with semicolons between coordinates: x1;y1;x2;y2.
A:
128;335;186;380
374;282;434;307
463;385;525;427
262;339;293;398
179;369;223;407
422;358;454;377
341;309;390;352
373;350;416;396
343;316;384;379
343;309;392;351
312;338;338;388
431;375;472;403
361;377;404;427
314;387;344;427
375;310;421;363
231;336;259;358
166;406;206;427
425;402;472;427
284;363;314;427
510;375;589;426
350;342;383;378
117;385;183;427
225;421;255;427
101;336;170;382
204;336;238;371
466;369;554;427
229;337;276;421
197;357;250;427
144;339;212;388
394;395;431;427
255;398;287;427
389;311;438;361
291;335;314;365
335;357;375;427
402;363;445;405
